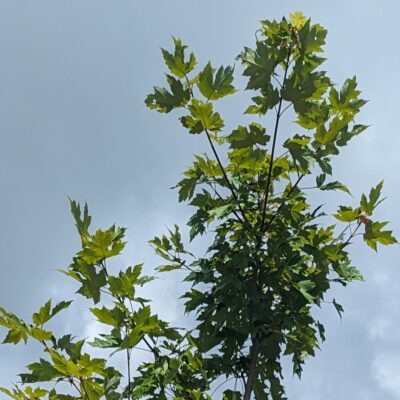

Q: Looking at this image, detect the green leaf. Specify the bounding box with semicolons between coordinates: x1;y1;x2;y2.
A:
297;19;327;55
108;265;148;299
145;75;190;113
76;265;107;304
180;99;224;133
282;73;322;104
361;181;385;215
228;146;264;173
90;306;122;326
223;389;242;400
193;155;221;177
296;101;329;130
315;173;326;187
289;11;308;29
0;388;15;399
314;116;348;146
239;42;276;91
0;307;29;345
175;177;197;202
208;204;232;220
244;85;280;115
78;226;126;264
32;300;72;326
197;62;236;100
297;280;315;302
329;76;367;114
120;329;142;350
32;300;51;326
335;262;364;282
51;301;73;318
315;155;332;175
0;386;49;400
364;221;397;251
89;334;120;349
319;180;351;195
226;123;269;149
3;328;29;345
156;264;182;272
69;199;91;240
316;321;326;342
20;359;60;383
161;37;197;78
30;327;53;341
332;299;344;319
336;124;368;146
334;206;359;222
284;134;312;171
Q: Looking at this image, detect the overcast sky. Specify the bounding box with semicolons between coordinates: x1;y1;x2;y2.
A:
0;1;399;399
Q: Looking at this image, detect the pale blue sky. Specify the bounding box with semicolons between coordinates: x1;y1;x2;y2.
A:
0;1;399;399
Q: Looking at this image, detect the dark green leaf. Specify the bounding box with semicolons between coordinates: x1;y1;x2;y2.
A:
197;63;236;100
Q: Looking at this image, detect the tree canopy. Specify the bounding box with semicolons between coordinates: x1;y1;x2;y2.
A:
0;11;396;400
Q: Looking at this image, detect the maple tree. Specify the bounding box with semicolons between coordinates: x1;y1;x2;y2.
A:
0;12;396;400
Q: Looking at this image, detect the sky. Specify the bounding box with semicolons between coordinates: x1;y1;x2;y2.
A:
0;1;399;399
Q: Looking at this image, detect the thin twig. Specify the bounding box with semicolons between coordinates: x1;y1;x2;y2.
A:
280;102;293;116
337;221;362;253
210;376;236;396
271;73;283;88
70;378;82;396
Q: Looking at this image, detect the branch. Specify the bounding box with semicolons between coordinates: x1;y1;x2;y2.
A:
204;128;250;227
271;73;283;88
260;49;292;232
143;336;160;357
280;102;293;116
126;348;131;399
243;336;261;400
183;71;249;227
70;378;82;397
337;221;362;253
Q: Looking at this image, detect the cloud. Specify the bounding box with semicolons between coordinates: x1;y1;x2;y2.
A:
373;352;400;397
368;318;392;341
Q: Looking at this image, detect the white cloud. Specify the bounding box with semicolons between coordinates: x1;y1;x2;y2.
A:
373;352;400;397
368;318;392;340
